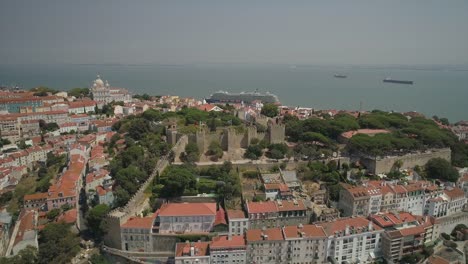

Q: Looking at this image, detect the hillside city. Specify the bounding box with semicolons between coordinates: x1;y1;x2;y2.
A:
0;75;468;264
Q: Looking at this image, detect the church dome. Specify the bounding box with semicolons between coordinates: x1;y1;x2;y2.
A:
94;75;105;87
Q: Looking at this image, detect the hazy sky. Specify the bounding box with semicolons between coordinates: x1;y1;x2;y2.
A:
1;0;467;65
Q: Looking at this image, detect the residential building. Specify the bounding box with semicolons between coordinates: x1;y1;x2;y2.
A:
320;217;383;264
154;203;217;234
246;199;310;229
370;212;435;264
226;209;249;237
246;227;287;264
282;224;328;264
120;215;155;252
339;183;370;217
210;235;247;264
424;187;467;218
174;241;210;264
68;100;96;114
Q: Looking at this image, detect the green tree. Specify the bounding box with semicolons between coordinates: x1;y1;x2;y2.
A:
425;158;459;182
0;245;38;264
68;87;90;98
89;254;111;264
181;142;200;163
207;141;223;160
261;103;279;118
86;204;110;240
160;166;197;197
244;144;263;160
38;223;80;264
46;209;61;221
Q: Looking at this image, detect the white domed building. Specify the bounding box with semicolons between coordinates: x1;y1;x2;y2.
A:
90;75;132;106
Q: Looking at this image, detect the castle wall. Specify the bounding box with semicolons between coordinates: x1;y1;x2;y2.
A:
104;136;187;249
361;148;451;174
268;123;285;144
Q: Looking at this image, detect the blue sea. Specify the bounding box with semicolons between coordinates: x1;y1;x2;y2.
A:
0;64;467;122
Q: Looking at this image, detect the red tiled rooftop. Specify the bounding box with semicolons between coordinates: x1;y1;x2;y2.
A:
24;192;48;201
444;187;465;199
121;216;154;229
246;200;278;214
246;227;284;242
211;235;246;249
427;256;450;264
175;242;210;257
57;209;77;224
227;209;246;220
214;207;227;226
319;217;382;236
276;200;306;212
283;225;327;239
158;203;217;217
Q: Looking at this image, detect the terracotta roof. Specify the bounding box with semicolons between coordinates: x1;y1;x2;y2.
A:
370;212;417;228
214;207;227;226
68;100;96;108
444;187;465;200
96;186;107;196
121;216;154;229
210;235;245;249
246;200;277;214
398;225;426;237
276;200;306;212
13;210;36;247
227;209;246;220
319;217;382;236
427;256;450;264
283;225;327;239
24;192;48;201
57;209;77;224
246;227;284;242
175;242;210;257
158;203;216;217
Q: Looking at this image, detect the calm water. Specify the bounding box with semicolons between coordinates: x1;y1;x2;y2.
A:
1;64;467;122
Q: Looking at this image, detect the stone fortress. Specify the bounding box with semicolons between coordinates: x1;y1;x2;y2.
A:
166;116;285;161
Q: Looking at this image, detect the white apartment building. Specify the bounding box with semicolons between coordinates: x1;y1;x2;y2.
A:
210;235;247;264
320;217;384;264
282;224;328;264
227;209;249;237
425;187;467;218
246;227;288;264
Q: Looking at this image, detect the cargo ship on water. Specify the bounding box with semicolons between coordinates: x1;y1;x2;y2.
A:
206;90;280;104
334;74;347;78
383;78;413;85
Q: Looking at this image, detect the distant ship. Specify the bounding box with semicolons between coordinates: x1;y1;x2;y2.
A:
334;74;347;78
383;78;413;85
206;90;280;104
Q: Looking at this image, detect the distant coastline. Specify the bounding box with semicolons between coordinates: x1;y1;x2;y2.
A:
1;63;467;122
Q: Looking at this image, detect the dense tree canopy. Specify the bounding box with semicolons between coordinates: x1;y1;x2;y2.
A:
38;223;80;264
425;158;459;182
0;246;37;264
68;87;90;98
261;103;279;118
86;204;110;240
